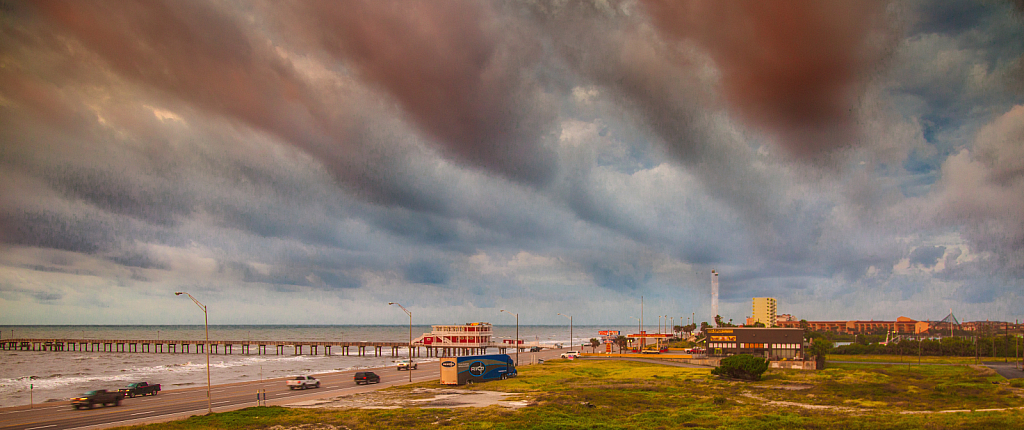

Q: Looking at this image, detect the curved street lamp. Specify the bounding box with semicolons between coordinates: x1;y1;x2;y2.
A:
175;292;211;415
388;302;413;383
500;309;519;365
557;313;573;351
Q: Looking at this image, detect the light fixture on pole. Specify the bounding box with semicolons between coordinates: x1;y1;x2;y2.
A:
500;309;519;365
388;302;414;383
557;313;573;351
175;292;211;415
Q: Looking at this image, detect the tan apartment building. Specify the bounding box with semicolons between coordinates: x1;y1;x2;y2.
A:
751;297;777;327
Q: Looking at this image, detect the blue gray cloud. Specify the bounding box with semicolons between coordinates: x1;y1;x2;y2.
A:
0;0;1022;325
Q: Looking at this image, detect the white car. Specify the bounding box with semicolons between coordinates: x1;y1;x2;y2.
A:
286;376;320;390
396;359;418;370
560;351;581;359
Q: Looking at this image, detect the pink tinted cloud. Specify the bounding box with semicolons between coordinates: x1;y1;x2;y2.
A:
642;0;891;157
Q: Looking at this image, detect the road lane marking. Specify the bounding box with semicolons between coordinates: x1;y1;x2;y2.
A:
0;406;65;415
130;411;153;416
63;407;211;430
25;425;56;430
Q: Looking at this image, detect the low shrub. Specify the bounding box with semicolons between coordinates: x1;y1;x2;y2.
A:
711;354;770;381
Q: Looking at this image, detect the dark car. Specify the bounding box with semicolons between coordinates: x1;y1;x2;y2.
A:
354;371;380;385
71;390;124;409
529;346;541;352
118;382;161;398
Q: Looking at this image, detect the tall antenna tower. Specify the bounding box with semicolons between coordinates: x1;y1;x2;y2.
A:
711;269;719;321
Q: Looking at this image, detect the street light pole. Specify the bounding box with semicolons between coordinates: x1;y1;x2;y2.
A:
557;313;573;351
388;302;413;383
175;292;211;415
500;309;519;365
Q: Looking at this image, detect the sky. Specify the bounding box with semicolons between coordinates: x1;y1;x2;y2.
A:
1;0;1023;326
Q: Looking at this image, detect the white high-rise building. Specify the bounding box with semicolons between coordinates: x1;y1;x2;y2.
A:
711;269;719;320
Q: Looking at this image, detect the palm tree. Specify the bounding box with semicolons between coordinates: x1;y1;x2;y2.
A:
613;335;630;353
589;338;600;353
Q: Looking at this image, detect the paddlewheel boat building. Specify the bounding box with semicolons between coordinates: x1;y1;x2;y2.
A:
413;322;496;357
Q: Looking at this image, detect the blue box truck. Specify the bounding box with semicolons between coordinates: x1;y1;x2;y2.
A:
439;354;517;385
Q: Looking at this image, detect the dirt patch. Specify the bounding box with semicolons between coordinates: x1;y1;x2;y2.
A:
739;391;861;413
762;384;813;391
268;425;342;430
287;388;530;410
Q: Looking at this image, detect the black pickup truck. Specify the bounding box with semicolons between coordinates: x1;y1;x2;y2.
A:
118;382;161;397
71;390;124;409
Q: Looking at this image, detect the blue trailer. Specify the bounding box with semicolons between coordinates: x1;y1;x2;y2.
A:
439;354;517;385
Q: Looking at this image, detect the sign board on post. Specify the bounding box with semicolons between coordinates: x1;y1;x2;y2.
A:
598;330;620;336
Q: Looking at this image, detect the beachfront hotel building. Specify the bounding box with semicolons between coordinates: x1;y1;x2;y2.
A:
751;297;777;327
776;316;930;334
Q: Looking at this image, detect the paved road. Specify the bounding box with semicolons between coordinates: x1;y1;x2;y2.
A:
981;361;1024;380
0;349;568;430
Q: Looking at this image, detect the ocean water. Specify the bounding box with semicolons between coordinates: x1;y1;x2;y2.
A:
0;324;641;407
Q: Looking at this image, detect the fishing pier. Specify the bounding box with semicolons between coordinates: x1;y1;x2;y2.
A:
1;338;516;358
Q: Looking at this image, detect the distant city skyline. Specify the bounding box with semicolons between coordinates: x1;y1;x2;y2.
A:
1;1;1022;325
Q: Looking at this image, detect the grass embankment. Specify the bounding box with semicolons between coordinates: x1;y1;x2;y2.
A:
119;360;1024;430
830;354;981;365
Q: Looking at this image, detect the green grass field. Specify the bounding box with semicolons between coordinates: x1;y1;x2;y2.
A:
118;359;1024;430
829;354;982;365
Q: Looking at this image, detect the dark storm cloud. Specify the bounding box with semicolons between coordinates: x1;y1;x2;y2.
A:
46;167;189;228
21;0;425;212
953;279;1001;304
24;264;93;276
293;0;559;186
909;246;946;268
522;2;857;272
107;250;168;270
32;291;63;301
218;260;359;289
641;0;893;158
910;0;992;35
0;0;1022;324
4;209;114;254
310;271;362;290
579;249;655;292
403;260;450;285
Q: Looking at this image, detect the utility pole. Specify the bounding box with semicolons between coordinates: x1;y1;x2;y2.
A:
558;313;573;352
641;295;644;349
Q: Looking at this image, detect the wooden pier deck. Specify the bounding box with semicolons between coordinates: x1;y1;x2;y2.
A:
0;338;513;358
